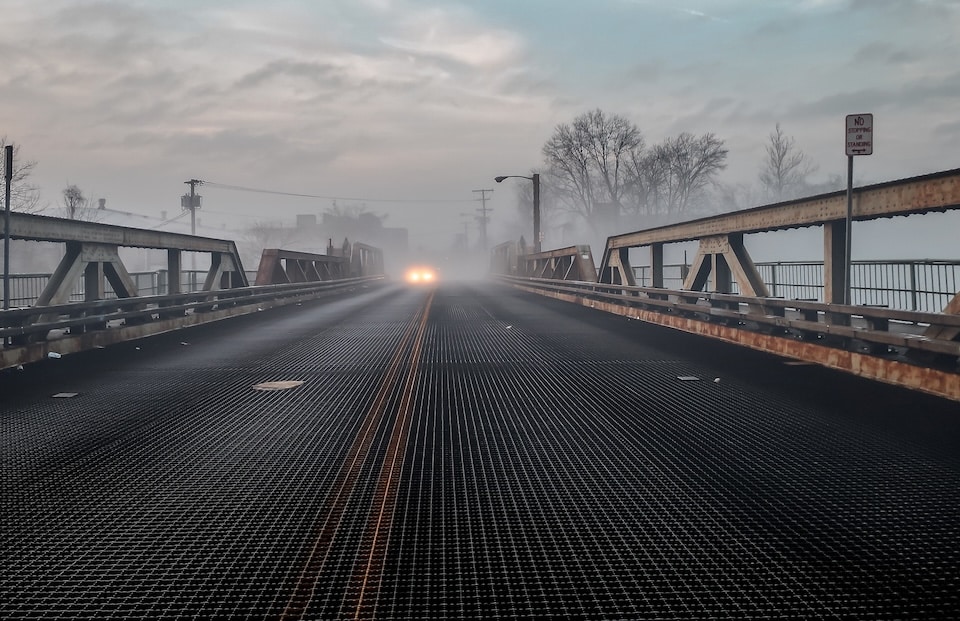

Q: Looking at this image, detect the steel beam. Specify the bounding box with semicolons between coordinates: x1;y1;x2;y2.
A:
599;247;633;287
36;243;85;306
167;250;182;295
823;221;846;304
650;244;664;288
8;212;239;253
606;168;960;249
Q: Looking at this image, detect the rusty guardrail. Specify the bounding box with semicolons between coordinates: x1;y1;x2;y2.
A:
495;274;960;401
0;276;383;369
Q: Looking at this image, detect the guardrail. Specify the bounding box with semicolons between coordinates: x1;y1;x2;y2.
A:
0;276;384;369
632;260;960;313
4;270;261;308
495;274;960;401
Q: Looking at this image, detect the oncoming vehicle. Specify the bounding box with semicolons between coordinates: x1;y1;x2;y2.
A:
404;266;437;284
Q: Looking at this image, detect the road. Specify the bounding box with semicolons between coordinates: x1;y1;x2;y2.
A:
3;281;959;619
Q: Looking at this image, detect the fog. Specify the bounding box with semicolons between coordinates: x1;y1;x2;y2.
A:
1;1;958;278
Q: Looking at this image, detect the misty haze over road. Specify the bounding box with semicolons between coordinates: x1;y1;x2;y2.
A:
1;0;957;263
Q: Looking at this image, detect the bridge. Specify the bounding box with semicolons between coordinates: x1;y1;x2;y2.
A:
2;169;959;619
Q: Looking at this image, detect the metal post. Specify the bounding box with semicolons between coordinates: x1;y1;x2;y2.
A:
532;173;541;254
844;155;853;305
472;189;493;251
4;144;12;311
909;261;918;312
184;179;201;290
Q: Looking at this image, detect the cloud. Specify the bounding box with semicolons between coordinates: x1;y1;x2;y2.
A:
932;119;960;153
378;9;525;68
678;7;729;22
790;70;960;118
852;42;921;66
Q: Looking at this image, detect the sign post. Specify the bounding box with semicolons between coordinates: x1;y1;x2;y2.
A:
4;144;12;313
844;113;873;305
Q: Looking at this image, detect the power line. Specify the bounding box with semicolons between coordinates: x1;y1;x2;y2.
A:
147;209;189;229
200;180;478;204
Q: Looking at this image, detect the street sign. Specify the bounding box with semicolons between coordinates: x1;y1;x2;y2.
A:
846;113;873;156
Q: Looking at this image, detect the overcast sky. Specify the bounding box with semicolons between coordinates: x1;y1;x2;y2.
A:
2;0;958;251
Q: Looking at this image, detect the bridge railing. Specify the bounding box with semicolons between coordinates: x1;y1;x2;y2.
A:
596;167;960;313
0;276;384;369
632;260;960;313
496;274;960;401
491;167;960;399
5;270;261;308
1;214;388;369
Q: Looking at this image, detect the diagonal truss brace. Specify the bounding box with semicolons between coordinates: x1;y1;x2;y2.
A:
36;242;140;307
599;247;636;287
203;252;245;291
682;234;769;298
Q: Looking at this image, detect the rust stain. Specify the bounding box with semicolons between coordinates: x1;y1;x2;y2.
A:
280;293;432;620
517;284;960;402
349;291;434;619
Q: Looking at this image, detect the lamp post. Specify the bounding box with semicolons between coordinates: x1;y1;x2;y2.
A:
494;173;540;253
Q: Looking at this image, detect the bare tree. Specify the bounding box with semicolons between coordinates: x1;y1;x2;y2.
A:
573;109;644;211
542;109;643;230
759;123;817;201
542;121;593;222
0;137;42;213
58;185;106;221
61;185;87;219
647;132;728;215
624;147;667;217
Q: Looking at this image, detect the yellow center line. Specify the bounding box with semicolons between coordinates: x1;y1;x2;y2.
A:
281;293;432;620
351;290;434;619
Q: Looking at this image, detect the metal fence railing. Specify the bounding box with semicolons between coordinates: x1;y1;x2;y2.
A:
4;270;259;308
632;260;960;313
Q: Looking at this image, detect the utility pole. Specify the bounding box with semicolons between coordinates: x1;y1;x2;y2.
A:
472;189;493;251
183;179;203;236
4;144;12;312
459;212;473;250
182;179;203;286
532;173;541;253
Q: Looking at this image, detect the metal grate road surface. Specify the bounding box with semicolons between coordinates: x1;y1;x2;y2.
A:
3;282;959;619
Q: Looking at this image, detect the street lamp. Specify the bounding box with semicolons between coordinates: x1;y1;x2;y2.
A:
494;173;540;253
